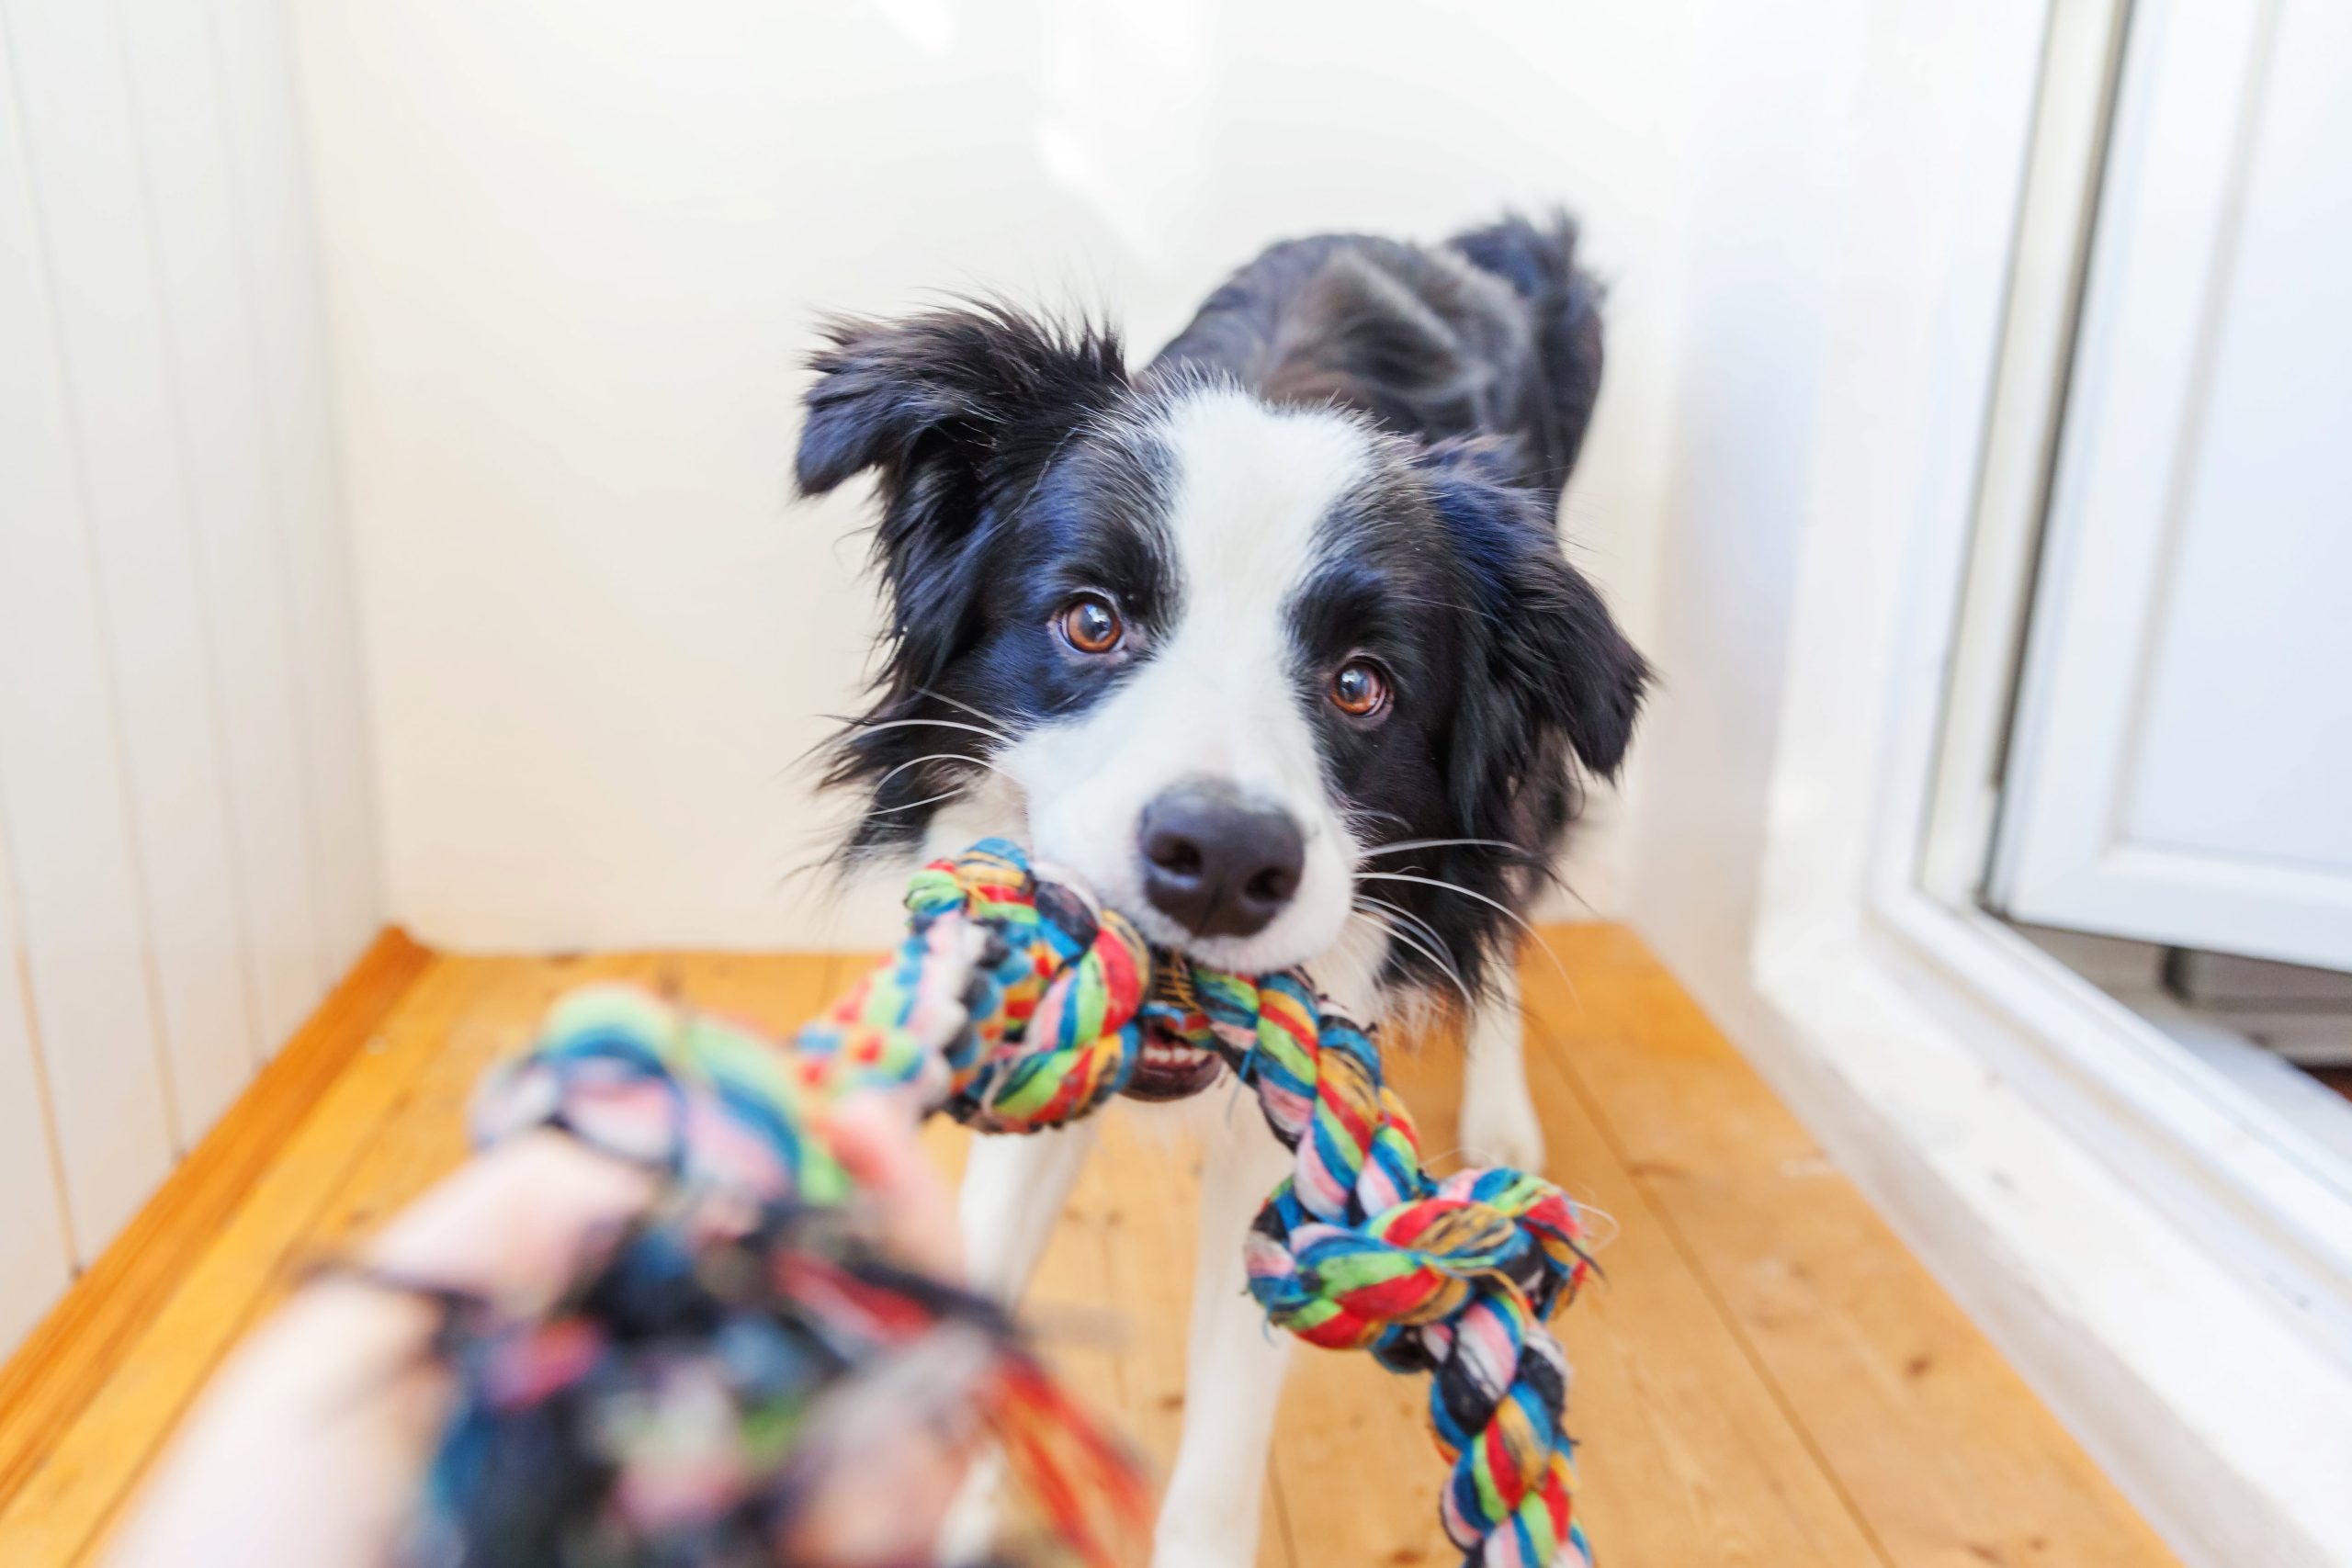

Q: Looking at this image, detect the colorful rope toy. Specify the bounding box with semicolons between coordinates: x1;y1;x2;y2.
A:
813;840;1597;1567
425;838;1595;1567
423;986;1146;1568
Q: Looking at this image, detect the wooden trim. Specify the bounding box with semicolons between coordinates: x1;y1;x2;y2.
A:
0;928;433;1511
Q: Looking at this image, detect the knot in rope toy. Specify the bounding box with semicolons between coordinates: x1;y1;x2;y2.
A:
1175;969;1591;1567
432;839;1594;1568
435;987;1143;1567
797;839;1597;1566
791;840;1152;1132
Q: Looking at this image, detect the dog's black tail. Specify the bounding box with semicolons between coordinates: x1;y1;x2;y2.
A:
1445;212;1605;505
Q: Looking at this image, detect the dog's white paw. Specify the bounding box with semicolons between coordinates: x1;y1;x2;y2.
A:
1460;1075;1547;1173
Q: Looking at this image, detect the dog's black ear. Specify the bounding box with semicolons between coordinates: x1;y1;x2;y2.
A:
797;304;1126;497
1420;438;1648;786
797;304;1128;678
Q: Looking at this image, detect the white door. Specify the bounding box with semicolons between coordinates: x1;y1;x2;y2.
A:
1991;0;2352;971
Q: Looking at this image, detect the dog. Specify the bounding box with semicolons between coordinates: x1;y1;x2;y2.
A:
797;213;1646;1566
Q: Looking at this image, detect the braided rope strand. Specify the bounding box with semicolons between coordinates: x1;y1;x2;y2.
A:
445;977;1148;1564
445;839;1593;1567
795;840;1598;1566
1229;978;1591;1567
795;840;1149;1133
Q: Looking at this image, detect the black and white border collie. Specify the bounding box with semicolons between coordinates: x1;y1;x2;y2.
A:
798;214;1645;1566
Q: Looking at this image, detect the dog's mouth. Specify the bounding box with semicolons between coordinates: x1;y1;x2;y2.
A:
1123;1020;1225;1102
1121;953;1229;1102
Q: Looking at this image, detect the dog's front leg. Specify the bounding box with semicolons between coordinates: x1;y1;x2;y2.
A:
1459;958;1546;1171
1152;1097;1295;1568
957;1117;1100;1302
936;1121;1101;1563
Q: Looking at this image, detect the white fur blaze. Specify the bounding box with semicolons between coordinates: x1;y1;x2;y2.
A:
1004;385;1375;974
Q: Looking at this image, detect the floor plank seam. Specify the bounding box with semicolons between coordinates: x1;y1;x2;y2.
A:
1527;1009;1904;1568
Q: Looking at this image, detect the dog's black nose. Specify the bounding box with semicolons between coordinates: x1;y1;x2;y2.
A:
1137;780;1305;940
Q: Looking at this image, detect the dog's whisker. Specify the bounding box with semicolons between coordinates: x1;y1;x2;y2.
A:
1342;805;1415;835
1356;871;1543;941
872;750;1017;790
1358;912;1460;1000
910;687;1023;745
865;785;982;820
838;716;1013;748
858;750;1021;826
1356;915;1477;1019
1354;892;1455;969
1359;837;1528;860
1358;901;1481;1018
1354;907;1458;991
1355;869;1577;996
1351;899;1477;1016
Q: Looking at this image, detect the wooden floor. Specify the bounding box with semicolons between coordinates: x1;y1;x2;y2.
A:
0;926;2179;1568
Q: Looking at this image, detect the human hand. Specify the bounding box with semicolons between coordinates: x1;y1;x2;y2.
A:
108;1095;969;1568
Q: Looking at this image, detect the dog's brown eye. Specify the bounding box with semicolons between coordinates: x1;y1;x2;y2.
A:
1058;594;1123;654
1329;660;1390;718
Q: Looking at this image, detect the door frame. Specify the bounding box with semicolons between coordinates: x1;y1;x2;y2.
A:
1913;0;2352;1347
1680;0;2352;1562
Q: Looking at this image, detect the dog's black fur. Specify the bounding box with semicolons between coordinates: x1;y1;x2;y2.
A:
797;213;1647;1002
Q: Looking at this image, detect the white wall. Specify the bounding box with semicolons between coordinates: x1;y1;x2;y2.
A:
288;0;1700;952
0;0;380;1345
1623;0;1865;1009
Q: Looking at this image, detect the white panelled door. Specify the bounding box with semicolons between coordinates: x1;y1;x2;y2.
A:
1992;0;2352;970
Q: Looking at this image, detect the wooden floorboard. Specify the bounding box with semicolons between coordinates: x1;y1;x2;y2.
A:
1280;1026;1883;1567
1524;926;2177;1568
0;929;431;1559
0;928;2178;1568
0;949;469;1563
